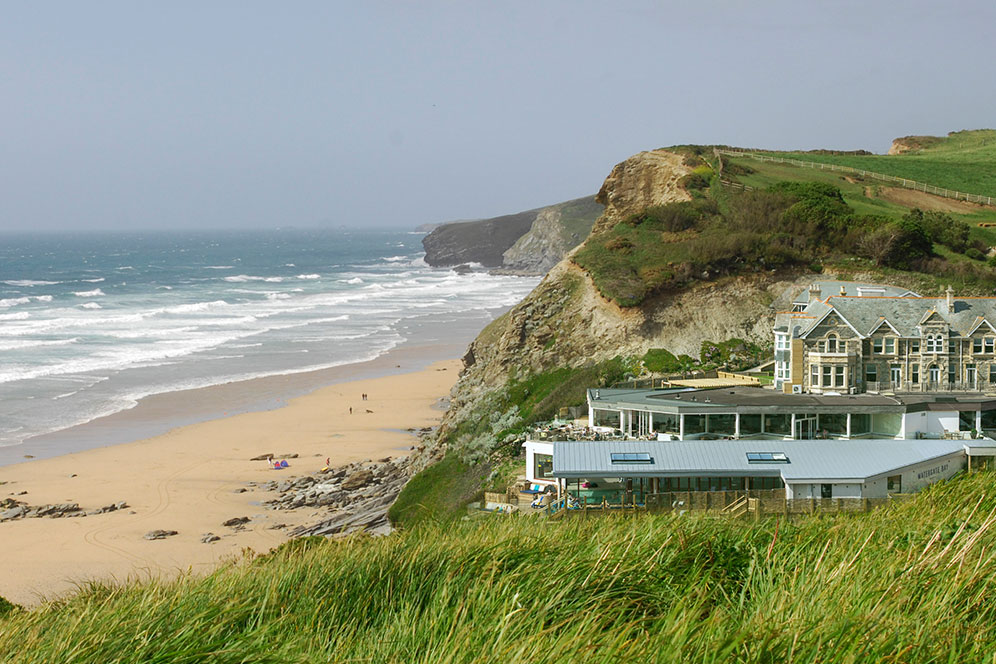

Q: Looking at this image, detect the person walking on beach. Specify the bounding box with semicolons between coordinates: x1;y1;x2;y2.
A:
349;406;352;414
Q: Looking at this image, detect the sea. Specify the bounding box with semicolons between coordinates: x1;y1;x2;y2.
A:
0;229;539;452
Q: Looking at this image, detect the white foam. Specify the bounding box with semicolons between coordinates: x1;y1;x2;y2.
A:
266;293;291;300
80;302;102;310
296;274;320;280
0;297;31;308
205;265;234;270
0;312;29;321
3;280;59;287
164;300;228;314
344;277;363;284
0;337;80;351
73;289;105;297
81;277;105;283
382;255;407;262
223;275;284;283
35;295;53;302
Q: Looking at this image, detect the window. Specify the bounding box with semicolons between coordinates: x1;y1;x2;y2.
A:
821;484;833;499
775;361;790;381
950;340;957;354
949;365;957;384
775;334;789;351
890;364;901;385
835;366;845;387
810;364;819;387
822;366;832;386
534;454;553;479
865;364;877;383
885;338;895;354
912;363;920;384
967;364;977;385
817;340;825;352
987;338;994;354
975;338;984;354
929;365;940;383
887;475;902;493
826;334;838;353
611;452;653;464
910;339;920;353
746;452;789;463
925;335;943;353
873;339;883;353
991;365;996;384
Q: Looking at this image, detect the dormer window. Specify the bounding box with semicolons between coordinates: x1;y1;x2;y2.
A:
974;338;984;353
987;338;994;354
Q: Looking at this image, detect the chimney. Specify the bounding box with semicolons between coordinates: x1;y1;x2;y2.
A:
808;283;822;303
944;285;954;313
839;285;847;296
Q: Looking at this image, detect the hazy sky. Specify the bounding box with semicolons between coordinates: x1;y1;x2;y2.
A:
2;1;994;231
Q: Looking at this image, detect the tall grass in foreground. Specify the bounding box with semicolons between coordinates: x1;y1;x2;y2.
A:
4;473;996;663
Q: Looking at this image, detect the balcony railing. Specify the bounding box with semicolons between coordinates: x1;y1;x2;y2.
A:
866;380;990;393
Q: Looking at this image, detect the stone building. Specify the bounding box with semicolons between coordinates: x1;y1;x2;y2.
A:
775;283;996;394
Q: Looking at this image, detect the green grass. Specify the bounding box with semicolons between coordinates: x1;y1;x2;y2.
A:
753;129;996;198
387;453;487;529
6;471;996;662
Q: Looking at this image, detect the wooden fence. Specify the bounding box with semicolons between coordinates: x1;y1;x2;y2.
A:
715;149;995;206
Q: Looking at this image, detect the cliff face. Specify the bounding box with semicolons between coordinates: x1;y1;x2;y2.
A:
499;197;603;274
592;150;693;234
422;197;602;274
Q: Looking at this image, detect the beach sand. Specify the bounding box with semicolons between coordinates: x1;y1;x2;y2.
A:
0;357;461;608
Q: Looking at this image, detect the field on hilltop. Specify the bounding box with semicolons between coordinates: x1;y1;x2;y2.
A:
750;129;996;200
3;471;996;663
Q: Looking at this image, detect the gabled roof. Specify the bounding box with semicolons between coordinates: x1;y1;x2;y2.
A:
786;295;996;339
789;281;922;306
969;317;996;336
869;317;901;336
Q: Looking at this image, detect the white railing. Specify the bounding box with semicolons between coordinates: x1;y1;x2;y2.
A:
715;149;995;206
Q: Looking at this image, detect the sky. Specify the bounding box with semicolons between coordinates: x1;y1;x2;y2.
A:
1;1;994;232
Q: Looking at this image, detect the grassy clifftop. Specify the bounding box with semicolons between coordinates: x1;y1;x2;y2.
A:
754;129;996;198
4;471;996;662
574;132;996;308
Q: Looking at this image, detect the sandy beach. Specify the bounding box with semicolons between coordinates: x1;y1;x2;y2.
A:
0;357;461;608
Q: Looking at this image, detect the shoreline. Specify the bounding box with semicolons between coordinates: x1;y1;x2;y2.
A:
0;308;484;468
0;357;462;608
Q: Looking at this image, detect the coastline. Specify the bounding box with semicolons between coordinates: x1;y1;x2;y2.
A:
0;309;484;467
0;356;462;608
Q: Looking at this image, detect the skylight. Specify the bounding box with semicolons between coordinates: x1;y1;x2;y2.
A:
746;452;789;464
611;452;653;464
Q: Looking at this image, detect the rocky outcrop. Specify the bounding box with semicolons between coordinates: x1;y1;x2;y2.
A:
592;150;693;235
422;197;602;275
499;197;603;275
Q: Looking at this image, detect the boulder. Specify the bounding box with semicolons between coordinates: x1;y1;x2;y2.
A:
341;469;374;491
144;529;178;540
201;533;221;543
223;516;251;527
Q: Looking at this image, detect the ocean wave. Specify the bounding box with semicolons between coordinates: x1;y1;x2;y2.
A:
296;274;320;280
266;293;291;300
343;277;363;284
205;265;234;270
3;280;60;287
164;300;228;314
35;295;53;302
381;255;408;262
81;277;106;283
0;337;80;351
116;266;134;270
223;275;284;283
73;289;105;297
0;297;31;308
0;312;30;320
80;302;102;310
